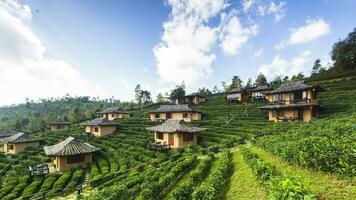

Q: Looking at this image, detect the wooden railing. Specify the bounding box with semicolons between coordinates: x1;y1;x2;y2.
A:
270;98;317;105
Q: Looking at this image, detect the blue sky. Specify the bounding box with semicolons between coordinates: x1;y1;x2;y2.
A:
0;0;355;105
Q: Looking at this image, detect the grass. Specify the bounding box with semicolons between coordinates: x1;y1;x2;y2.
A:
251;146;355;200
225;149;266;200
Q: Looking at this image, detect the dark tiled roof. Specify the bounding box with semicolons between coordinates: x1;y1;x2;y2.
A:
226;88;246;94
259;103;318;110
0;132;42;144
80;118;119;126
146;119;206;133
184;92;204;97
96;107;129;114
0;131;16;138
247;85;271;92
44;137;100;156
150;104;201;113
267;81;322;94
48;121;71;125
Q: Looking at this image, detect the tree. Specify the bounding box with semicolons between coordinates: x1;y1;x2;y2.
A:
212;85;220;94
291;72;305;81
269;76;282;89
135;84;143;105
156;93;165;103
198;87;212;96
141;90;152;106
229;76;243;90
170;82;186;100
255;73;267;86
312;59;322;74
221;82;229;92
331;28;356;71
134;84;152;109
245;78;253;88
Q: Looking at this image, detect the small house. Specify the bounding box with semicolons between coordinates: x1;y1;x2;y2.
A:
96;108;129;120
173;93;206;105
259;81;324;122
80;118;119;137
0;132;42;154
226;88;249;103
149;104;202;122
44;137;100;171
48;121;71;132
146;119;206;149
247;85;271;102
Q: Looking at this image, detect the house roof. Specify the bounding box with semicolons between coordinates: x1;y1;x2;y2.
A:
259;103;319;110
146;119;206;133
150;104;202;113
48;121;71;125
96;107;129;114
226;88;246;94
0;132;42;144
80;118;119;126
247;85;271;92
44;137;100;156
0;131;16;138
184;92;204;97
266;81;323;94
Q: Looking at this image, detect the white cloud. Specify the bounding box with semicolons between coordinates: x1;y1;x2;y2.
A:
143;67;149;72
119;78;130;90
154;0;259;89
258;50;312;79
253;48;263;57
0;0;106;105
267;1;286;22
276;18;330;49
241;0;286;22
242;0;255;12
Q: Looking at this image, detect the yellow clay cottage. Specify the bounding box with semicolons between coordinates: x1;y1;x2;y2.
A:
1;132;42;154
48;121;71;132
44;137;100;171
149;104;202;122
80;118;119;137
96;108;129;120
173;93;206;105
247;85;271;102
259;81;324;122
226;88;249;103
146;119;206;149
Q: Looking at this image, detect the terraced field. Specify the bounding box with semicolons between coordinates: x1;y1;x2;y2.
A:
0;78;354;199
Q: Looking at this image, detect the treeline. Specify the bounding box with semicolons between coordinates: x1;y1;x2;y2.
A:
0;95;137;132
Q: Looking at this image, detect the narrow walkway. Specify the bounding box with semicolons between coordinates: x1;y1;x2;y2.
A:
225;149;266;200
251;147;355;200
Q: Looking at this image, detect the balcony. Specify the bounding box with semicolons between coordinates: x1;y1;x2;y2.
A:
270;98;317;105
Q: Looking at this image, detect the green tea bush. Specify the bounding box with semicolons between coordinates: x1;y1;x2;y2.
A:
52;171;72;190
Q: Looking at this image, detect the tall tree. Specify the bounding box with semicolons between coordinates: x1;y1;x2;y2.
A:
156;93;165;103
198;87;212;96
245;78;253;88
229;76;243;90
255;73;267;86
291;72;305;81
269;76;282;89
331;28;356;71
170;82;186;100
312;59;322;74
212;85;220;94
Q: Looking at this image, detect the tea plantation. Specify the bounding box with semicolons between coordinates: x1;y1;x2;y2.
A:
0;78;355;200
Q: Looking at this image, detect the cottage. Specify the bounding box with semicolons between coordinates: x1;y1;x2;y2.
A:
173;93;206;105
247;85;271;102
226;88;249;103
146;119;206;149
48;121;71;132
0;132;42;154
259;81;324;122
149;104;202;122
96;108;129;120
44;137;100;171
80;118;119;137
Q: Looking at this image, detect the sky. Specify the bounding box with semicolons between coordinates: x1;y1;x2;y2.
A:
0;0;355;106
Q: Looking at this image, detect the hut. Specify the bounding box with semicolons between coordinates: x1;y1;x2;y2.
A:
146;119;206;149
48;121;71;132
173;93;206;105
80;118;119;137
259;81;324;122
226;88;249;103
149;104;202;122
246;85;272;102
96;108;129;120
0;132;42;154
44;137;100;171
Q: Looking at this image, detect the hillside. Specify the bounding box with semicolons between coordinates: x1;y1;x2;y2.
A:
0;78;354;200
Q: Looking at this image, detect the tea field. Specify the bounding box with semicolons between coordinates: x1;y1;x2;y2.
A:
0;78;355;200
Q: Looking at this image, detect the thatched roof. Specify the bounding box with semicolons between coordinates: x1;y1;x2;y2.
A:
80;118;119;126
0;131;16;138
247;85;271;92
44;137;100;156
146;119;206;133
226;88;246;94
259;103;318;110
48;121;71;125
96;108;129;114
150;104;201;113
0;132;42;144
266;81;324;94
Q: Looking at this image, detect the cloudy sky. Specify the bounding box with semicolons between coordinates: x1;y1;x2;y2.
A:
0;0;355;105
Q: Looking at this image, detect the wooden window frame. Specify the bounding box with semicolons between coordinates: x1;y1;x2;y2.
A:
154;113;160;118
156;132;164;140
183;133;194;142
67;154;85;164
183;112;188;118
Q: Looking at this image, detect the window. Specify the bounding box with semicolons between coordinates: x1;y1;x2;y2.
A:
166;113;172;119
183;112;188;118
8;144;14;150
272;111;276;117
111;114;115;118
156;132;163;140
155;113;160;118
183;133;194;142
67;154;85;164
94;127;99;132
302;91;307;99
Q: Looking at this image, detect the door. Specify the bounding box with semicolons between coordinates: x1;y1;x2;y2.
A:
168;133;174;146
298;109;303;121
